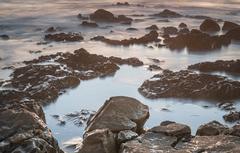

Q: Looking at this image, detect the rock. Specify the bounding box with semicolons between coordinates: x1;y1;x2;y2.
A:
0;34;10;40
153;9;182;18
138;70;240;100
188;59;240;74
178;23;187;28
223;111;240;123
45;26;57;33
116;2;130;6
90;9;132;24
163;26;178;35
117;130;138;144
178;28;190;34
222;21;239;31
77;14;89;20
200;19;220;32
78;129;117;153
218;102;236;111
145;25;159;30
148;64;162;71
45;33;83;42
164;29;231;51
81;21;98;27
126;27;138;31
149;121;191;140
86;96;149;134
229;124;240;137
91;30;159;46
225;27;240;41
109;56;144;67
196;121;228;136
29;50;42;54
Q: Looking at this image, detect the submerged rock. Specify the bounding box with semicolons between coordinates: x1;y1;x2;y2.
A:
0;34;10;40
138;70;240;100
45;26;57;33
86;96;149;134
116;2;130;6
222;21;239;31
91;30;159;46
225;27;240;41
188;59;240;74
145;25;159;30
153;9;182;18
45;32;83;42
200;19;220;32
81;21;98;27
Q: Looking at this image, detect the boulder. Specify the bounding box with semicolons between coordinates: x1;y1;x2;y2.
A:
78;129;116;153
196;121;228;136
138;70;240;100
178;22;187;28
85;96;149;134
153;9;182;18
229;124;240;137
163;26;178;35
223;111;240;122
200;19;220;32
222;21;239;31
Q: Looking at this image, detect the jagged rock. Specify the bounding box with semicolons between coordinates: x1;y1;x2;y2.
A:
78;129;117;153
138;70;240;100
164;29;231;51
200;19;220;32
196;121;228;136
146;25;159;30
153;9;182;18
91;30;159;46
45;33;83;42
223;111;240;123
188;59;240;74
86;96;149;134
149;121;191;140
117;130;138;144
222;21;239;31
163;26;178;35
225;27;240;41
81;21;98;27
0;34;9;40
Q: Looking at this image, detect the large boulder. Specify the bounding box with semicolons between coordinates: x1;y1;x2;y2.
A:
90;9;115;22
78;129;116;153
85;96;149;134
222;21;239;31
196;121;228;136
200;19;220;32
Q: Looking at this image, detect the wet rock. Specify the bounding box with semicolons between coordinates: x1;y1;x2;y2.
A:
178;22;187;28
86;96;149;134
225;27;240;41
45;26;57;33
149;121;191;140
29;50;42;54
153;9;182;18
116;2;130;6
145;25;159;30
91;30;159;46
78;129;117;153
77;14;89;20
117;130;138;144
218;102;236;111
138;70;240;100
45;32;83;42
126;27;138;31
188;59;240;74
223;111;240;123
196;121;228;136
148;64;162;71
200;19;220;32
222;21;239;31
90;9;132;24
109;56;143;67
0;34;10;40
178;28;190;34
163;26;178;35
164;29;231;51
229;124;240;137
81;21;98;27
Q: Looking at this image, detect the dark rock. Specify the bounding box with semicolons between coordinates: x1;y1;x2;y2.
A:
78;129;117;153
145;25;159;30
229;124;240;137
0;34;10;40
148;64;162;71
81;21;98;27
77;14;89;20
200;19;220;32
45;33;83;42
196;121;228;136
222;21;239;31
149;121;191;140
225;27;240;41
178;28;190;34
178;22;187;28
223;111;240;123
126;27;138;31
91;30;159;46
109;56;144;67
188;59;240;74
45;27;57;33
29;50;42;54
163;26;178;35
218;102;236;111
116;2;130;6
138;70;240;100
86;96;149;134
153;9;182;18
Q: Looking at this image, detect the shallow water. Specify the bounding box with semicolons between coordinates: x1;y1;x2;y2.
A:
1;0;240;153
